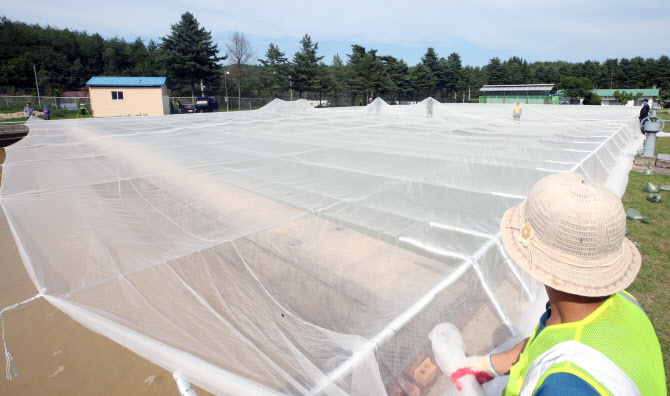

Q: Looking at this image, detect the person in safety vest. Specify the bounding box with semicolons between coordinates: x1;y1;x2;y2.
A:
513;102;522;121
451;172;666;395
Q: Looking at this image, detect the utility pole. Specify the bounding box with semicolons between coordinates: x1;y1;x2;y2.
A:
224;71;229;111
33;64;41;107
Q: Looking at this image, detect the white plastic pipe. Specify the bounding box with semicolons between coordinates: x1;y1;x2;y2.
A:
309;259;473;395
174;371;198;396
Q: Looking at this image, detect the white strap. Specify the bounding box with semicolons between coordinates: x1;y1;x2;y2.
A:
519;340;640;396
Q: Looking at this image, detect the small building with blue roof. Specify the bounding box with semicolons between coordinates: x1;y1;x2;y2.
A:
86;76;169;117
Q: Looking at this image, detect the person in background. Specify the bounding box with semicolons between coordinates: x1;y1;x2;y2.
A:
177;100;183;114
451;173;666;395
23;102;35;119
513;102;522;122
43;104;51;120
169;101;175;114
639;99;650;134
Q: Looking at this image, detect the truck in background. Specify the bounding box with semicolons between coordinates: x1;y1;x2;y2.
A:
183;97;219;113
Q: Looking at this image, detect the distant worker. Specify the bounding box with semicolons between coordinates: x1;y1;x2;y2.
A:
368;97;373;105
79;103;87;115
23;102;35;119
513;102;522;121
639;99;650;134
43;104;51;120
374;98;381;114
450;173;666;395
169;101;175;114
177;100;183;114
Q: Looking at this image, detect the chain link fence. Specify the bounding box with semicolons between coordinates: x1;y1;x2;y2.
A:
171;94;468;112
170;96;274;112
0;96;90;113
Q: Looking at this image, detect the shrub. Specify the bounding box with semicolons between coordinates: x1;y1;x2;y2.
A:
583;92;602;106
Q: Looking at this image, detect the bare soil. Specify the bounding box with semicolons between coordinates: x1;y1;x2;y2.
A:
0;146;212;395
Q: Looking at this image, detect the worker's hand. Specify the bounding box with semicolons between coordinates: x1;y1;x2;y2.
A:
450;355;498;391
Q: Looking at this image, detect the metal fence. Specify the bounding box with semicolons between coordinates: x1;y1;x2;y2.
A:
172;94;467;110
170;96;274;111
0;96;90;112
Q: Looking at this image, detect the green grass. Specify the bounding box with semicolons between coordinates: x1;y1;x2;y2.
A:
46;110;93;120
0;117;27;123
657;112;670;133
622;170;670;389
656;137;670;155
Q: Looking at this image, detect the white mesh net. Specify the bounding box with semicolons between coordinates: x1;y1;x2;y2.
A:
0;99;642;395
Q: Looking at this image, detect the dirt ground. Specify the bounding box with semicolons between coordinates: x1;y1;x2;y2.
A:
0;146;211;395
0;111;42;121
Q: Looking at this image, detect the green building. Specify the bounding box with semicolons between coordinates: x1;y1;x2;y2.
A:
592;86;660;106
479;84;558;104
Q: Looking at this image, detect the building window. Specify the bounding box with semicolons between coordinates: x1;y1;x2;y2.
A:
111;91;124;100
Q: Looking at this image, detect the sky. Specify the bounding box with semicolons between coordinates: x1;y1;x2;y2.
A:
3;0;670;67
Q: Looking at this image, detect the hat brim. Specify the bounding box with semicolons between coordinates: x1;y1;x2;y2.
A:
500;203;641;297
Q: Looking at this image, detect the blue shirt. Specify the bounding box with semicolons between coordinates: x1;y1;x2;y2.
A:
532;304;599;395
24;106;35;117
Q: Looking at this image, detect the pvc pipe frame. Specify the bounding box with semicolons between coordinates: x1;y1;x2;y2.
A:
309;233;520;395
174;371;199;396
310;124;638;394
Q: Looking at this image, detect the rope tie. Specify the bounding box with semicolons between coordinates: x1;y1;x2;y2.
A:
1;293;43;380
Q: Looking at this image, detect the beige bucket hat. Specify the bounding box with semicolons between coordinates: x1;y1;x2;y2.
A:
500;173;640;297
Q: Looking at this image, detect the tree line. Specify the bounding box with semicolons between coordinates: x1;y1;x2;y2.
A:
2;14;669;106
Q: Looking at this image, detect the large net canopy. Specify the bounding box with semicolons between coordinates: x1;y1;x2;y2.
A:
0;100;642;395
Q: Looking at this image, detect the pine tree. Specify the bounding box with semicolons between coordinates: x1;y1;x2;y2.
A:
421;48;441;94
292;34;324;97
380;55;411;103
315;62;333;106
502;57;528;85
160;12;223;97
421;48;440;75
485;57;504;85
329;54;348;105
444;53;462;98
259;43;289;97
346;45;367;102
410;63;436;99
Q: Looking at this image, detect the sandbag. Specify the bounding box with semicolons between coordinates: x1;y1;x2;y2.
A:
660;185;670;191
642;182;661;193
647;194;663;203
626;208;651;223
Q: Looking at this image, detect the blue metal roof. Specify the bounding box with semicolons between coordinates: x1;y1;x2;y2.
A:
86;76;166;87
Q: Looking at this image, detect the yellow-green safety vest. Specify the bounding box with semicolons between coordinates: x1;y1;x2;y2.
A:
503;291;666;395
